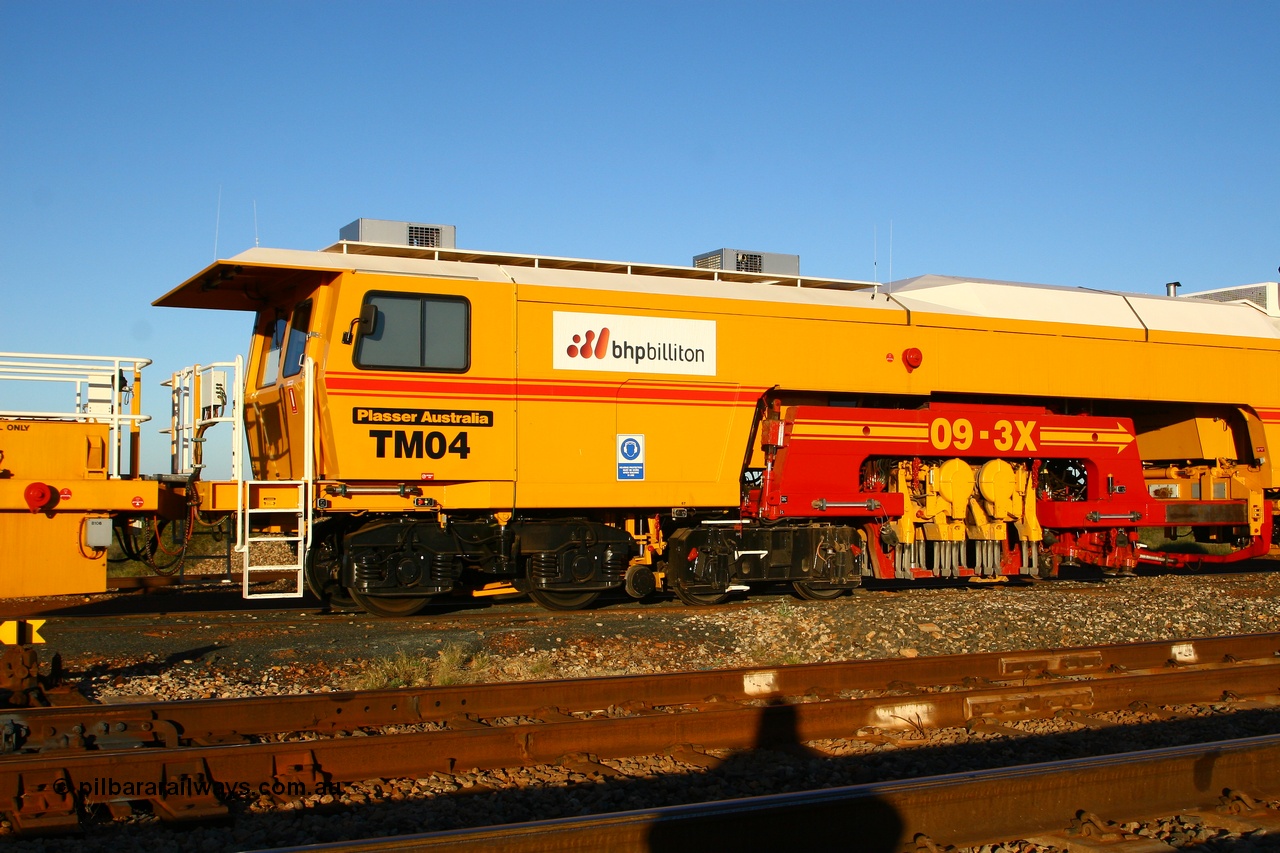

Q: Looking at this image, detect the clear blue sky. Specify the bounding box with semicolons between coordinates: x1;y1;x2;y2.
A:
3;1;1278;471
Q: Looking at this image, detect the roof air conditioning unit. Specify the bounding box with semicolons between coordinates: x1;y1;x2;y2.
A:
693;248;799;276
340;219;457;249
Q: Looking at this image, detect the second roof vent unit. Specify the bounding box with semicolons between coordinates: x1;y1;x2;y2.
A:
340;218;457;249
693;248;799;276
1177;281;1279;317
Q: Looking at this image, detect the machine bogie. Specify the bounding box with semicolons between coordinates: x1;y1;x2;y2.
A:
337;515;636;603
667;523;864;600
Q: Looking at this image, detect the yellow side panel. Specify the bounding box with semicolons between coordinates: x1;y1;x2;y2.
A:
617;384;753;485
513;297;763;508
249;483;301;510
906;313;1278;407
197;480;241;514
316;273;517;502
1138;416;1241;461
517;399;616;487
0;421;109;481
514;397;757;508
0;513;106;598
0;479;174;513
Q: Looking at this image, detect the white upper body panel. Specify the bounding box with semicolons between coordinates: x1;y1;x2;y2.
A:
887;274;1280;341
181;247;1278;344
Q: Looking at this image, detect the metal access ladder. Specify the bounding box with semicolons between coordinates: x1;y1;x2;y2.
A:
238;480;308;599
237;358;315;599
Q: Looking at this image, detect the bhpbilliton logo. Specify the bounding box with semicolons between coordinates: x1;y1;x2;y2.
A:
566;328;611;359
553;311;716;377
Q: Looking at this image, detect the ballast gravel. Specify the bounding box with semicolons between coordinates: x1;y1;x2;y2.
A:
5;563;1280;851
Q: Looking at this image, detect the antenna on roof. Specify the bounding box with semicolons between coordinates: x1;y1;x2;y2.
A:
888;220;893;290
873;225;879;295
213;183;222;259
253;200;260;247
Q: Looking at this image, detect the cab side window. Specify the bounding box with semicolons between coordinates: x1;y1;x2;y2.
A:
355;293;469;372
282;301;312;378
260;315;287;388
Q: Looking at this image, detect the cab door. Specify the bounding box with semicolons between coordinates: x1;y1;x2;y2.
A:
245;297;317;480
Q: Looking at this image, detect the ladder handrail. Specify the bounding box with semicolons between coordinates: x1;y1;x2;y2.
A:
302;356;315;558
161;357;244;479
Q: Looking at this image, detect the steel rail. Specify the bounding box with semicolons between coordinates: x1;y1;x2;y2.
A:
0;595;762;621
252;733;1280;852
3;658;1279;831
7;632;1279;756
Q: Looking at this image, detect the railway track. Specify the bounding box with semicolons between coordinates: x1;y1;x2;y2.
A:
3;633;1279;837
0;586;767;624
7;554;1275;625
255;735;1280;852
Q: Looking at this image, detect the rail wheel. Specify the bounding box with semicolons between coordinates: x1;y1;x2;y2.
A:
792;581;847;601
305;527;357;611
349;591;432;618
673;584;730;606
528;589;601;611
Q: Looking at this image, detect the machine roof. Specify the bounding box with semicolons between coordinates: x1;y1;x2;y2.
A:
154;244;881;311
886;274;1280;341
155;246;1280;344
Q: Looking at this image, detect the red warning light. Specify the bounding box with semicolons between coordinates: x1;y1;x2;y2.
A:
24;482;55;513
902;348;924;372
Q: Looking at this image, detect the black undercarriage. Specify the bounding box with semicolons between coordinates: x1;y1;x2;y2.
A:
337;516;634;598
666;523;864;601
306;513;866;614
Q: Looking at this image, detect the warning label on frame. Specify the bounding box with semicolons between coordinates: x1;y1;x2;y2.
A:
617;434;645;481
